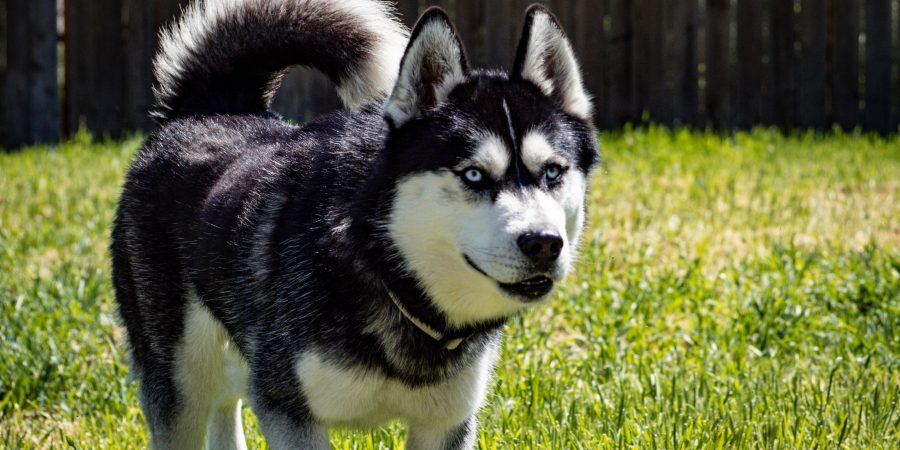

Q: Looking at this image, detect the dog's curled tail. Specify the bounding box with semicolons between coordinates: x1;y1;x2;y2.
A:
152;0;409;122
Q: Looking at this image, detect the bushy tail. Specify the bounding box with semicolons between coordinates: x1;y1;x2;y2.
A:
152;0;408;122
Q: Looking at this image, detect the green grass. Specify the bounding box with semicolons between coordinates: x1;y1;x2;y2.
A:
1;127;898;449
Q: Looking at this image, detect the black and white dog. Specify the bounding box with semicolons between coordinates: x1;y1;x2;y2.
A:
111;0;598;448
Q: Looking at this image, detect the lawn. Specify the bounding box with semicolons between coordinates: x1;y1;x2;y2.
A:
1;127;898;449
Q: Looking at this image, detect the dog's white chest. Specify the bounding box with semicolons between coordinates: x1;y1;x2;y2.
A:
295;349;496;428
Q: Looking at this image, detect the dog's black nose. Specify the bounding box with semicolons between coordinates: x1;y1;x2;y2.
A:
517;232;563;266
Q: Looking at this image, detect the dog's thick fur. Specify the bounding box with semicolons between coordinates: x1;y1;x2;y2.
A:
111;1;598;448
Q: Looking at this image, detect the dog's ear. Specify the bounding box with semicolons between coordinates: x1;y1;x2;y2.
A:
513;5;592;120
385;7;468;128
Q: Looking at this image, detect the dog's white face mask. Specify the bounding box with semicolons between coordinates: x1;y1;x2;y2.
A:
384;9;595;328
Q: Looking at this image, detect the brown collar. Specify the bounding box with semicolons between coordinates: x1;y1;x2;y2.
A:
383;284;464;350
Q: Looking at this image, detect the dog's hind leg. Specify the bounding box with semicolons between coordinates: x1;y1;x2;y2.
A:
205;333;249;450
113;243;208;448
136;366;205;450
207;398;247;450
171;297;249;450
133;297;247;450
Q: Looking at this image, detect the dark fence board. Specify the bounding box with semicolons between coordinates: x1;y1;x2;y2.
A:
430;0;454;14
482;1;513;69
272;69;341;123
549;0;575;34
1;0;59;149
0;1;5;73
64;0;127;136
896;0;900;128
455;0;484;67
865;0;893;133
705;0;731;126
796;0;827;129
831;0;860;129
573;0;608;126
396;0;420;27
768;0;795;128
154;0;183;26
122;0;155;132
633;0;667;121
667;0;699;125
735;0;764;128
272;70;309;123
637;0;669;121
607;0;633;124
65;0;188;136
512;0;533;50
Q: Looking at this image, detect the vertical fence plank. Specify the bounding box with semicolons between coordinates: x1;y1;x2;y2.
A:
865;0;893;133
123;0;185;131
27;0;59;145
395;0;420;27
735;0;764;128
0;0;4;150
831;0;860;130
482;0;513;68
272;69;341;123
67;0;185;136
706;0;731;127
511;0;533;59
667;0;699;125
548;0;575;33
25;0;59;143
154;0;184;26
429;0;455;18
65;0;126;136
0;1;5;77
769;0;795;128
302;72;342;119
272;69;307;122
1;0;59;149
455;0;485;67
896;0;900;129
662;0;681;124
796;0;827;129
122;0;156;131
607;0;633;124
895;0;900;129
633;0;667;122
573;0;608;126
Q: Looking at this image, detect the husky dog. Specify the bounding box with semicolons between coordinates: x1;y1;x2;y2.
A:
111;0;598;448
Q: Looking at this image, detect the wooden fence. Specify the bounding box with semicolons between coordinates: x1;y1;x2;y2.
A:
2;0;899;149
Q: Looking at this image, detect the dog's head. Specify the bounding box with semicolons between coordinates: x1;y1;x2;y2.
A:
382;6;598;328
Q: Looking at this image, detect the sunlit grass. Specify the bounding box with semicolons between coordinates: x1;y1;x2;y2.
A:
1;127;898;448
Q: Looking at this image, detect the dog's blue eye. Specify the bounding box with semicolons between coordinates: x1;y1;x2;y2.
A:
464;168;483;184
458;167;494;190
545;165;563;183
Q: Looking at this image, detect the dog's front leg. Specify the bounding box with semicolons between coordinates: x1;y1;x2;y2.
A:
407;416;477;450
249;374;329;450
252;406;329;450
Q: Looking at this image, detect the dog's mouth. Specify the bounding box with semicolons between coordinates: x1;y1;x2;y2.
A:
464;255;554;301
498;276;554;300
